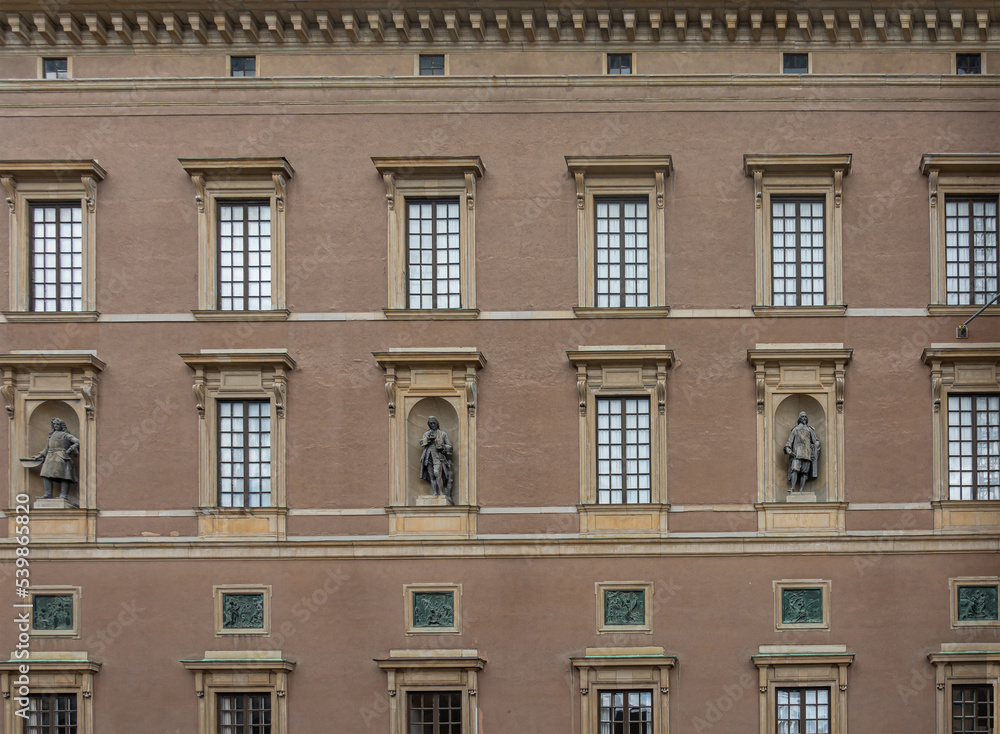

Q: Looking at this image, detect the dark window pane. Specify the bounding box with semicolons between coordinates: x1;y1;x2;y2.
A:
776;688;830;732
608;53;632;75
231;56;257;77
43;58;68;79
218;693;271;734
26;694;77;734
419;55;445;76
783;53;809;74
598;689;653;734
957;54;982;75
407;691;462;734
953;685;993;734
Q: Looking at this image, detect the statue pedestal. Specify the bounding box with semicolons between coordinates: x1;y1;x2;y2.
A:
786;492;818;504
416;494;454;507
34;498;77;510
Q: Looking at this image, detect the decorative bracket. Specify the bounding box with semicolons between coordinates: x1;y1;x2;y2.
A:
833;168;844;208
465;171;476;211
574;170;585;209
1;175;16;213
759;686;768;693
835;367;845;414
930;365;942;413
388;689;397;697
191;173;206;213
81;382;97;420
755;368;765;414
656;365;667;415
272;173;287;213
753;169;763;209
384;366;397;417
468;688;476;697
655;170;665;210
465;369;477;417
82;175;98;213
1;369;14;419
576;368;588;416
928;168;939;209
192;373;207;418
839;684;847;692
272;379;287;418
382;172;395;211
580;687;589;695
937;683;945;690
660;686;669;694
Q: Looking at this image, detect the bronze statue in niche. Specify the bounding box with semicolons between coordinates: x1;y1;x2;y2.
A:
419;416;454;503
22;418;80;500
784;411;820;493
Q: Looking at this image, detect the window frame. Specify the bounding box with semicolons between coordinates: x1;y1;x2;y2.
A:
229;55;257;77
571;647;675;734
956;53;984;75
0;655;100;734
40;57;70;79
567;347;672;535
753;646;853;734
606;53;633;74
24;692;78;734
373;156;483;318
744;154;851;316
182;652;293;734
181;350;294;540
179;158;292;321
921;154;1000;315
929;647;1000;734
1;160;104;321
417;54;447;76
566;156;671;317
782;52;810;74
922;346;1000;530
376;649;485;734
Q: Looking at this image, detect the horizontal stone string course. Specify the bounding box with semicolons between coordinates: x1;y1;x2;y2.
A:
0;6;994;47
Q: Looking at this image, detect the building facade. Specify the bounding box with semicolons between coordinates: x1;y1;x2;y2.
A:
0;1;999;732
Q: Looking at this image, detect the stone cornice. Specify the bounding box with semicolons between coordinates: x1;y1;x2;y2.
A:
177;157;293;180
920;153;1000;176
1;4;998;49
0;159;106;181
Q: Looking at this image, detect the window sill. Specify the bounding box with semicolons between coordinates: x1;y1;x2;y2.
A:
383;308;480;320
196;506;287;540
191;309;290;322
752;305;847;318
577;503;669;536
573;306;670;319
2;310;100;322
933;500;1000;532
927;304;1000;317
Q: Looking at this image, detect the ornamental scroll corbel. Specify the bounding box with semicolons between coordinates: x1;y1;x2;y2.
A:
81;381;97;420
191;173;206;213
928;169;939;209
273;172;287;213
1;369;14;419
382;172;395;211
930;364;942;413
465;171;476;212
656;364;667;415
753;169;763;209
82;175;98;213
1;175;16;213
466;370;477;417
574;170;586;209
755;369;765;414
192;376;207;418
576;368;588;416
835;366;845;414
271;376;288;418
833;169;844;208
384;366;397;417
655;169;665;210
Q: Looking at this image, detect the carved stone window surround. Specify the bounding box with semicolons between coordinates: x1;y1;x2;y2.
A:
179;157;293;319
922;345;1000;531
372;156;483;317
920;154;1000;315
181;350;294;540
928;645;1000;734
567;346;673;536
214;584;271;637
376;649;485;734
1;351;103;542
773;579;831;631
748;344;852;534
374;348;485;539
753;645;853;734
571;647;675;734
565;155;671;317
181;651;294;734
0;653;100;734
404;583;462;635
595;580;653;634
29;585;81;638
1;159;105;320
744;154;851;315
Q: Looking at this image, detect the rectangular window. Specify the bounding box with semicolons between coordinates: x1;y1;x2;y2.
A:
218;400;271;508
595;198;649;308
783;53;809;74
948;395;1000;501
406;199;461;309
957;54;983;75
25;694;77;734
419;54;445;76
408;691;462;733
217;693;271;734
597;397;651;505
230;56;257;77
776;688;829;733
599;690;652;733
218;201;272;311
771;198;826;307
607;53;632;75
42;58;68;79
29;203;83;312
944;198;998;306
953;685;993;734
